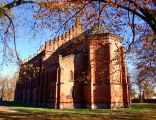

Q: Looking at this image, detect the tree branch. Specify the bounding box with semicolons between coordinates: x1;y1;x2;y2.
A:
4;13;20;63
92;0;156;33
55;3;89;36
3;0;35;10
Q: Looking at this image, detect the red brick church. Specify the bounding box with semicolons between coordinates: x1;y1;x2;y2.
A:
15;19;130;109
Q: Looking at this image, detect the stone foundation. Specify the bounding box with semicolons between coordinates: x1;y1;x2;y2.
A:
59;102;74;109
110;102;124;109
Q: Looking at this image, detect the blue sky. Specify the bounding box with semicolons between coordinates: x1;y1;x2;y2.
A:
1;1;152;94
0;1;137;78
0;4;53;77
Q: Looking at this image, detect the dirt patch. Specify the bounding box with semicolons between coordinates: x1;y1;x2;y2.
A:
0;106;19;113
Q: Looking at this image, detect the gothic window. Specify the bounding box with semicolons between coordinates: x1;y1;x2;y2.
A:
33;88;36;101
46;72;49;82
50;86;55;99
48;71;51;82
70;86;76;98
70;70;74;81
53;71;57;82
84;50;88;71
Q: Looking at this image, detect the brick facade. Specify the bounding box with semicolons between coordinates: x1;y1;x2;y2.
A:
14;21;130;109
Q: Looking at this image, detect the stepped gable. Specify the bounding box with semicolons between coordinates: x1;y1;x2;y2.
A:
51;23;110;57
24;16;83;63
53;22;123;57
25;18;116;63
39;16;83;53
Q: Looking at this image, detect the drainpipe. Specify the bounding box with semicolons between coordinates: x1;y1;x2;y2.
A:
55;67;60;109
89;41;95;109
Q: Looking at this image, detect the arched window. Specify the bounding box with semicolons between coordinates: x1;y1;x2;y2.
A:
70;70;74;81
70;86;76;98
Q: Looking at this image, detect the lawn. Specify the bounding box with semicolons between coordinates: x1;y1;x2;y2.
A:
0;103;156;120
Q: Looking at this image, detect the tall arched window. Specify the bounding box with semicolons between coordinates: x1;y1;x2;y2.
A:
70;70;74;81
70;86;76;98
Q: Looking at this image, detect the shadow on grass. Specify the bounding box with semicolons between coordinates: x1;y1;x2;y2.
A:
0;110;156;120
0;102;156;120
0;101;37;108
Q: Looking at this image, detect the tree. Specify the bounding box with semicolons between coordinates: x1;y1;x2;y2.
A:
130;87;137;99
136;68;156;102
0;74;18;101
143;81;155;99
0;0;155;54
1;1;156;32
0;1;155;84
0;79;6;101
0;78;9;101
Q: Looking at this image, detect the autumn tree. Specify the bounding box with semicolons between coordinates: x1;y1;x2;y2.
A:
130;87;137;99
0;74;18;101
136;68;156;102
0;0;155;88
143;81;155;99
0;79;6;101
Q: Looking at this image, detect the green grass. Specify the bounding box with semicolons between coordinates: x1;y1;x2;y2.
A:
1;103;156;119
131;103;156;109
9;103;156;114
